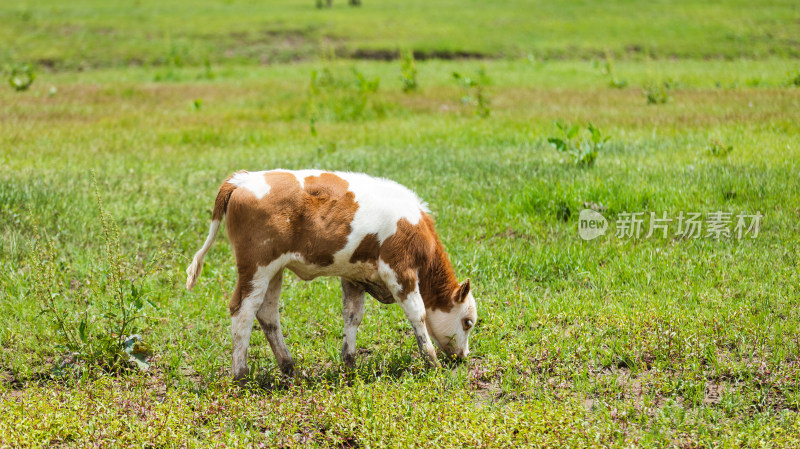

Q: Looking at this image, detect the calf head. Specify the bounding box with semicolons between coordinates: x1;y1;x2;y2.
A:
425;279;477;360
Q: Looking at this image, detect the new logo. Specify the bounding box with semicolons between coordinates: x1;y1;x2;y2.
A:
578;209;608;240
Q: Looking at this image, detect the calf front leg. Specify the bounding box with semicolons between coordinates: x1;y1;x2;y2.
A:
341;279;366;369
397;288;440;369
255;270;295;377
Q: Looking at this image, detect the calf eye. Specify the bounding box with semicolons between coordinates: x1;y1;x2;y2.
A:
463;319;473;331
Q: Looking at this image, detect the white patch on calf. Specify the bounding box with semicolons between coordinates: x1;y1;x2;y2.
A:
252;253;303;288
331;171;429;266
339;171;427;242
229;171;271;199
377;260;404;298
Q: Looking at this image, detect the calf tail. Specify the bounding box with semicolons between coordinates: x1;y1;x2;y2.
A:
185;179;237;290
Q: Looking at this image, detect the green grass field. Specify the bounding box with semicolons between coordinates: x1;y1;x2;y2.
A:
2;0;800;447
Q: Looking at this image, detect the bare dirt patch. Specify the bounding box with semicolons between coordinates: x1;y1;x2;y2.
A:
342;48;491;61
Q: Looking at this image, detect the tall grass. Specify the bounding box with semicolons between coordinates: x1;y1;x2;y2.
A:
26;175;154;376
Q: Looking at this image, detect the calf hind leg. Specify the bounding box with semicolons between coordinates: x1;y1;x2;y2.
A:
230;270;272;384
341;279;366;369
256;270;295;376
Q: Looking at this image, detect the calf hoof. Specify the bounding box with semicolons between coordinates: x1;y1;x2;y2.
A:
342;353;357;369
279;361;295;378
233;369;249;387
341;341;358;369
420;354;440;369
424;349;440;369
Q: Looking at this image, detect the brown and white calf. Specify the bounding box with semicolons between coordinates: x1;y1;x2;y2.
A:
186;170;477;381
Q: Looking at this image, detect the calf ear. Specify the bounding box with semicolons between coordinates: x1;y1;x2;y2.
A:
455;278;471;303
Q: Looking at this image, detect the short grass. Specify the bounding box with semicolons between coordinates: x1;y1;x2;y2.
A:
2;0;800;447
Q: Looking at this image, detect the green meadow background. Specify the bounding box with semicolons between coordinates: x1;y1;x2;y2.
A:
1;0;799;446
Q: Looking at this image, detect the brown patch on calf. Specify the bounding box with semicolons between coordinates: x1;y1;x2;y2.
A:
380;214;460;311
300;173;357;266
350;233;380;264
225;171;358;314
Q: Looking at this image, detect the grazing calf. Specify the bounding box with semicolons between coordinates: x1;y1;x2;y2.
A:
186;170;477;381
